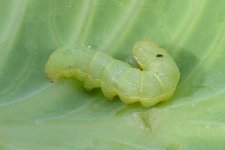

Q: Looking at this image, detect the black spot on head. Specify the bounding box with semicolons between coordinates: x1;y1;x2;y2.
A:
156;54;163;57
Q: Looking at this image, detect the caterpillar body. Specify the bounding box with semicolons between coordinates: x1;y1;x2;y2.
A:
45;40;180;107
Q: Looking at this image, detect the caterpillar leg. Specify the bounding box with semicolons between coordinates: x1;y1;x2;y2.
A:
74;70;88;81
101;84;117;100
83;77;100;91
118;93;139;105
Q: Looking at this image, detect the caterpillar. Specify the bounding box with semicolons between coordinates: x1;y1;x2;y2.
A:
45;40;180;107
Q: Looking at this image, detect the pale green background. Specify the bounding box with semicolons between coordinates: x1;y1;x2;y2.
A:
0;0;225;149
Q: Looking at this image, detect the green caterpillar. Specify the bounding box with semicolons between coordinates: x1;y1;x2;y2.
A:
45;40;180;107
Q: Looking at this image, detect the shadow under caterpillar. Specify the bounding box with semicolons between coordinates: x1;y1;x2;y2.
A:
45;40;180;107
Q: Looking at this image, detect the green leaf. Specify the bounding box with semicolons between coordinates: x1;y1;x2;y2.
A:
1;0;225;149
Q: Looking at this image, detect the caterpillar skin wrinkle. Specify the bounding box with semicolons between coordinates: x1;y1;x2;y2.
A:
45;40;180;107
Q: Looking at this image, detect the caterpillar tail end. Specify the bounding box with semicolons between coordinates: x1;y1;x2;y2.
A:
44;59;61;82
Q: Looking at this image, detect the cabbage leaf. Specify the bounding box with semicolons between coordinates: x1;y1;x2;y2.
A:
1;0;225;149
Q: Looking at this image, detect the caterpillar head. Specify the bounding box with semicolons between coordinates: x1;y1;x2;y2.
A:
133;40;174;71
